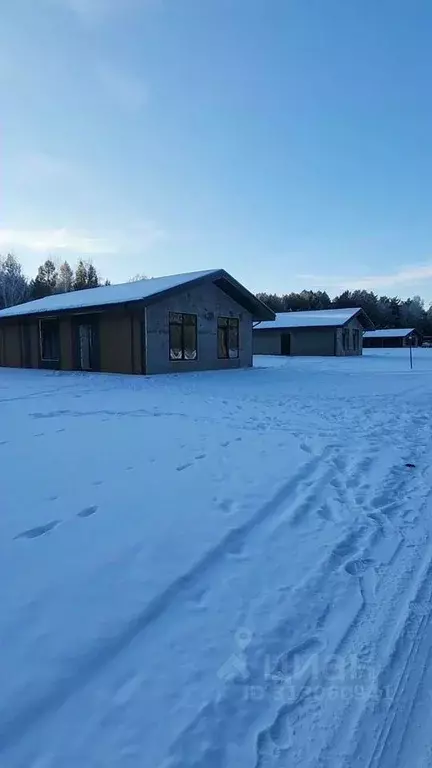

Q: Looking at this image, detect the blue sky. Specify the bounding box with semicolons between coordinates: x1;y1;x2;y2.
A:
2;0;432;300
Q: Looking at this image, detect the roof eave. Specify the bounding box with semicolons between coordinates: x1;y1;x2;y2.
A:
212;271;275;321
342;308;375;330
0;271;222;321
0;268;275;322
255;323;337;331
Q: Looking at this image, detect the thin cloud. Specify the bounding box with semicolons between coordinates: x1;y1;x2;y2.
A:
96;63;149;111
298;264;432;292
0;225;165;256
0;229;116;255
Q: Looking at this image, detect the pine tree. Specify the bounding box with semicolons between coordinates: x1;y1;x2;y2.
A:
86;263;99;288
30;259;58;299
44;259;58;292
73;260;88;291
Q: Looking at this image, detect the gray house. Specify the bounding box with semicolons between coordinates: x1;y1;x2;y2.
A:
363;328;420;348
0;269;274;375
253;307;373;357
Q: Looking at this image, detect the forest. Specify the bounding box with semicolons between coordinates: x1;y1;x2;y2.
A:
256;288;432;335
1;253;431;335
0;253;109;308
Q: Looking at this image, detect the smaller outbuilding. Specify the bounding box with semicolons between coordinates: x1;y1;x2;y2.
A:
253;307;373;357
363;328;421;348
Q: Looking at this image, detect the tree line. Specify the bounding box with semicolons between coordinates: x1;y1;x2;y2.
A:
0;254;109;310
256;289;432;336
1;253;432;335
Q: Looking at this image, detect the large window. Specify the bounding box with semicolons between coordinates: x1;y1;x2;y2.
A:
169;313;197;361
342;328;350;352
218;317;239;359
39;319;60;362
352;329;360;351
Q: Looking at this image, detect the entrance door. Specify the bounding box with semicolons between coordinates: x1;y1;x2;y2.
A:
281;333;291;355
21;324;32;367
78;324;93;370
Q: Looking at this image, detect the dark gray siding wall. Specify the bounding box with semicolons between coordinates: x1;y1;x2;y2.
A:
253;328;335;356
145;281;253;374
290;328;336;356
253;331;281;355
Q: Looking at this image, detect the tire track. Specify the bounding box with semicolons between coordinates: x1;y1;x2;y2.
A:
313;416;432;767
364;553;432;768
250;405;432;768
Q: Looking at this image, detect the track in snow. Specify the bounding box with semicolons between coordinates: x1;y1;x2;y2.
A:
2;354;432;768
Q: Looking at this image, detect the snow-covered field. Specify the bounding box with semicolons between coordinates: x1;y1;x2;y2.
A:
1;348;432;767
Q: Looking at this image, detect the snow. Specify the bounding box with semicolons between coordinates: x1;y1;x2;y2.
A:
0;269;218;318
1;347;432;767
364;328;416;339
256;307;363;330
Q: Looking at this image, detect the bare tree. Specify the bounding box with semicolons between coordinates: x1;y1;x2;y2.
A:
56;261;74;293
0;253;29;308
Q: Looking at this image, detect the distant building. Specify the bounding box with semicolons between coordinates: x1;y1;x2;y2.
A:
0;269;274;375
253;307;373;357
363;328;420;348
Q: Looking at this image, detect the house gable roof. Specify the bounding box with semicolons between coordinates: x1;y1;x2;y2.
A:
255;307;373;331
363;328;418;339
0;269;275;322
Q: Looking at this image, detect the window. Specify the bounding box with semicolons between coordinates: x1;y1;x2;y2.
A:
218;317;239;359
39;319;60;361
353;329;360;351
342;328;350;351
169;312;197;361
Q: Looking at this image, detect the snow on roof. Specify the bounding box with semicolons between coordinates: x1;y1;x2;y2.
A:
364;328;417;339
255;307;363;330
0;269;219;318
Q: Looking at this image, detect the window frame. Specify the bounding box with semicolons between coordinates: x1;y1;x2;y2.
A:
342;327;350;352
168;312;198;362
39;318;60;363
352;328;360;351
217;316;240;359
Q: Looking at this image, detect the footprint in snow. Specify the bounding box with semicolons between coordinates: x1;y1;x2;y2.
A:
225;534;245;557
77;505;98;518
271;637;324;680
300;442;313;454
186;586;208;612
345;558;375;576
15;521;60;539
176;462;192;472
218;498;236;514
